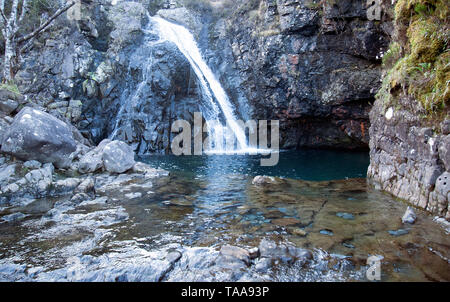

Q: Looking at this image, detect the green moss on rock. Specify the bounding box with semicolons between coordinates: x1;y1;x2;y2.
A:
378;0;449;115
0;82;21;95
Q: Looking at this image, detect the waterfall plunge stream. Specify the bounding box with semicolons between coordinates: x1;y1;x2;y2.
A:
152;16;251;153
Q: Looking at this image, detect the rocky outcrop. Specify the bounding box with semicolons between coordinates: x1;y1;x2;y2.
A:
368;0;449;220
1;107;77;168
0;146;165;206
0;103;160;204
368;100;450;221
15;1;201;154
80;2;205;154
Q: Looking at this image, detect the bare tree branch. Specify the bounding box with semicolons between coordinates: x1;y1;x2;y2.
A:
0;8;7;27
19;0;29;23
9;0;19;28
19;36;34;53
2;0;78;81
17;1;75;44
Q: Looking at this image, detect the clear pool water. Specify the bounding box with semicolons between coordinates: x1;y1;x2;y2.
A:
138;149;370;181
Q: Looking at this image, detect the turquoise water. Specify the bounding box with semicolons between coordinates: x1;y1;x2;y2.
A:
138;149;370;181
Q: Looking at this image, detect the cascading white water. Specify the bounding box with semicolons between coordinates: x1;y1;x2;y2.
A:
110;22;155;141
152;16;249;152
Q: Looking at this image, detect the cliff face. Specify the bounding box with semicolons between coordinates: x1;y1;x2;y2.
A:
2;0;393;152
368;0;449;220
7;1;202;154
201;0;392;149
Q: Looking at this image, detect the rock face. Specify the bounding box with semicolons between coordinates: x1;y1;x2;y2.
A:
201;0;392;149
367;1;449;221
27;1;200;154
93;2;201;154
1;107;77;168
368;101;449;221
156;7;202;35
8;0;392;154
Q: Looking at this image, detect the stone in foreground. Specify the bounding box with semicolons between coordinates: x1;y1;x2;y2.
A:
1;107;77;168
402;206;417;224
252;175;276;185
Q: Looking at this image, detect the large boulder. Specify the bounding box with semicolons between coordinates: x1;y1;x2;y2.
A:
0;117;11;147
78;139;111;174
0;99;19;115
102;141;135;174
0;107;77;168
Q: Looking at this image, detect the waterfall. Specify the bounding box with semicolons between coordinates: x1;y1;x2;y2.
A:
110;22;155;141
152;16;249;152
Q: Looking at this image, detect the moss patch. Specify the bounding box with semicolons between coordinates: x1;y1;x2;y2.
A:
0;82;21;95
378;0;449;116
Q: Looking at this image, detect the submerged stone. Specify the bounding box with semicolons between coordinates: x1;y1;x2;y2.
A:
388;229;409;237
271;218;301;226
319;229;334;236
336;212;355;220
290;228;307;237
342;242;355;249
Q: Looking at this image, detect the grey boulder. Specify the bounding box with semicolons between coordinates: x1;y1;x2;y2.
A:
102;141;135;174
0;99;19;115
0;88;24;115
0;164;16;185
78;139;111;174
0;107;77;168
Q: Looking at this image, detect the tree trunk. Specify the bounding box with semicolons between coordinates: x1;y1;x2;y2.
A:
3;33;15;82
1;0;75;82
